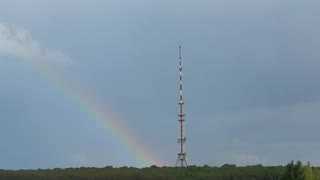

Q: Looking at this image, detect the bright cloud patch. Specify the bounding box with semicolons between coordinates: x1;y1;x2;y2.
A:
0;23;72;65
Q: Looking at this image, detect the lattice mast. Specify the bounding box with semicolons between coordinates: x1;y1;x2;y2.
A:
177;46;188;167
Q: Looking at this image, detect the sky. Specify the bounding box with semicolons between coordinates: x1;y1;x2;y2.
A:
0;0;320;169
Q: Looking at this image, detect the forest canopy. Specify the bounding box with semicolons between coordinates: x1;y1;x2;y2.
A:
1;161;320;180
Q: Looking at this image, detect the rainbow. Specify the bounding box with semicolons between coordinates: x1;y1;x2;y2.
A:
24;60;165;167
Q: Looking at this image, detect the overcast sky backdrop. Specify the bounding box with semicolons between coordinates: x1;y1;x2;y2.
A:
1;0;320;169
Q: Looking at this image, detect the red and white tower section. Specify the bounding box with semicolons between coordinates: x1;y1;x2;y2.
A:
176;46;188;167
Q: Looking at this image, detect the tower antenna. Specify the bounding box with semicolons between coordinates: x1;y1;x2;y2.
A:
176;46;188;167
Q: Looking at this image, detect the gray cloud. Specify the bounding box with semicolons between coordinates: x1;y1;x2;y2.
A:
1;0;320;168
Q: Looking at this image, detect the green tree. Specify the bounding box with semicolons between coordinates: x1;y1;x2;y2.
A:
282;160;304;180
313;168;320;180
303;161;313;180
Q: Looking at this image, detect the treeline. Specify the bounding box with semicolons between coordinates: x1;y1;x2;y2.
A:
0;161;319;180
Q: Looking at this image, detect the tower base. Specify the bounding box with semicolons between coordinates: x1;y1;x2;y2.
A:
176;153;188;167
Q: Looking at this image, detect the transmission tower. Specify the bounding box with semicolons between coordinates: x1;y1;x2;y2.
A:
176;46;188;167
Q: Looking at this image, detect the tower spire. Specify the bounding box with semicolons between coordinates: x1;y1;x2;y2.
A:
176;46;188;167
